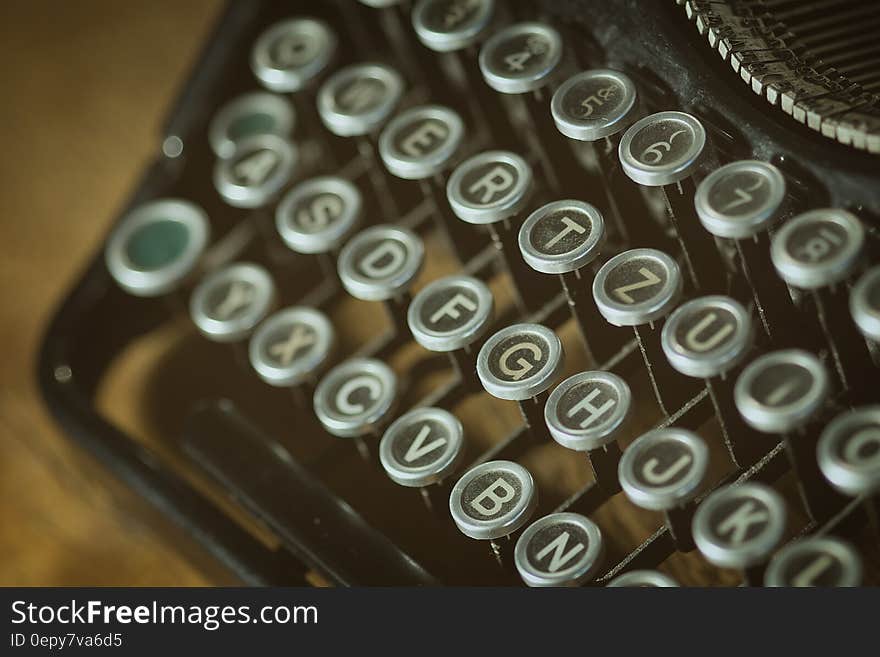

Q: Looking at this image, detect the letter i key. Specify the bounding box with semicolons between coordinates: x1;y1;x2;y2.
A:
449;460;538;569
692;483;787;586
734;349;845;521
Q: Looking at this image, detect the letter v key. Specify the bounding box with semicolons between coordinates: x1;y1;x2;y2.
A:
404;425;447;463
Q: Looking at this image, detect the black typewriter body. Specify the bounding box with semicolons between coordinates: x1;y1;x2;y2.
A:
39;0;880;586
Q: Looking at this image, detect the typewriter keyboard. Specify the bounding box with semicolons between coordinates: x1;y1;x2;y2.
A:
65;0;880;586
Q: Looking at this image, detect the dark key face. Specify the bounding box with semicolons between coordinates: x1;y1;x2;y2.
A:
528;207;595;257
524;521;591;573
832;422;880;473
555;379;620;432
421;0;486;35
486;332;551;384
706;496;773;547
418;283;481;334
560;75;629;124
392;117;450;159
252;18;336;93
480;25;561;92
325;371;386;418
747;362;815;408
268;29;322;70
261;322;318;368
775;547;850;586
339;226;424;301
352;235;412;282
389;418;450;468
458;160;521;206
205;280;257;321
229;147;281;187
631;440;696;490
627;116;700;169
671;305;738;354
706;169;776;219
461;470;523;521
785;219;850;265
602;255;668;306
124;219;189;272
333;76;388;117
291;192;346;233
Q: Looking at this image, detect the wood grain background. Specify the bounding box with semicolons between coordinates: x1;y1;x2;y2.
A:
0;0;223;585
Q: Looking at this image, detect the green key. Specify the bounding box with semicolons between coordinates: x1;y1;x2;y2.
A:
125;219;190;271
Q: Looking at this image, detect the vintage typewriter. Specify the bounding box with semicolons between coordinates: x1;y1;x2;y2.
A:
39;0;880;586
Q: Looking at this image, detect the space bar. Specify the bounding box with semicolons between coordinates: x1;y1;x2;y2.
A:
182;399;437;586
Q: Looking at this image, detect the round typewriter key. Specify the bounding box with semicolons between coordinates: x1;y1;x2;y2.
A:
313;358;398;456
519;200;623;364
551;69;639;142
189;263;276;343
619;429;709;550
338;224;424;335
251;18;337;93
606;570;679;587
545;371;630;492
695;160;786;240
447;150;532;225
593;248;682;327
851;265;880;343
380;407;464;487
817;406;880;498
593;248;693;416
447;150;553;312
275;176;362;254
407;275;493;392
692;482;787;584
619;111;706;187
734;349;829;435
380;406;464;510
411;0;495;53
619;110;723;290
514;512;604;587
213;133;298;209
106;199;209;298
765;536;863;587
317;62;404;138
661;296;753;379
736;349;839;521
449;460;538;567
379;105;465;180
661;295;759;465
693;160;794;339
248;306;334;388
478;323;564;447
771;209;864;291
519;200;605;275
208;92;295;159
379;105;480;263
359;0;402;6
478;22;562;95
772;208;870;394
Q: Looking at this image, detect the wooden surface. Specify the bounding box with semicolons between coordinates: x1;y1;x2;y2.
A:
0;0;222;585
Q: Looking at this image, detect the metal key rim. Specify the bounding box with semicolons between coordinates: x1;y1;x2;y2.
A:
850;265;880;342
446;150;533;224
518;200;606;274
378;104;465;179
764;536;863;587
544;370;631;451
407;275;495;352
189;262;276;343
592;248;683;326
317;62;405;137
250;17;337;93
816;405;880;497
379;407;465;487
313;357;398;438
618;428;709;510
694;160;786;239
618;110;706;186
276;176;362;254
476;323;564;400
411;0;495;52
105;198;210;298
550;69;638;142
208;91;296;159
478;22;563;94
248;306;335;387
448;460;537;540
337;224;425;301
213;133;298;209
514;512;604;587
